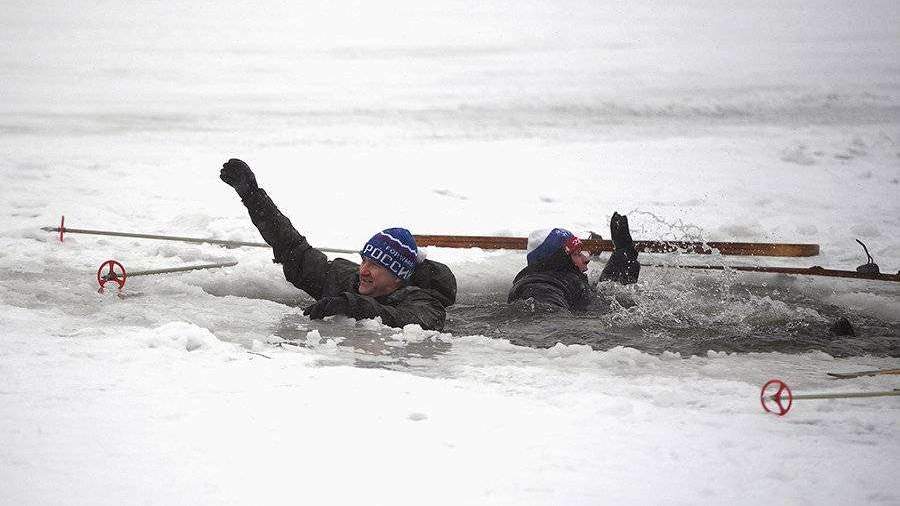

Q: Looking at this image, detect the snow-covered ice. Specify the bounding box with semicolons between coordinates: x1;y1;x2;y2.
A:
2;1;899;504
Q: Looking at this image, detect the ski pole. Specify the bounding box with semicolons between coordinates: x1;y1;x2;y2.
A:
47;216;821;257
642;263;900;283
43;216;358;255
760;379;900;415
787;390;900;400
97;259;238;291
827;368;900;379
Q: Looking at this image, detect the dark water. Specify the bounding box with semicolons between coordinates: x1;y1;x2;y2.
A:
445;272;900;358
271;313;453;369
263;269;900;359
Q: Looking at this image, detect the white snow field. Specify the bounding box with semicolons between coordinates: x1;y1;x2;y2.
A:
2;1;899;504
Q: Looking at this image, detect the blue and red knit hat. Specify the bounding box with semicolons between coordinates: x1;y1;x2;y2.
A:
360;228;424;281
526;228;582;266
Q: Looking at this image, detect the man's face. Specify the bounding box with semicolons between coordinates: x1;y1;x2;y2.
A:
570;251;590;273
358;259;403;297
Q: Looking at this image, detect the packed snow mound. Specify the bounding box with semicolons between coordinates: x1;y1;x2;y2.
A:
136;321;241;357
390;324;452;343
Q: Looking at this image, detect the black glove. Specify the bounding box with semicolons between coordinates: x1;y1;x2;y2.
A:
610;212;635;251
303;296;350;320
220;158;259;198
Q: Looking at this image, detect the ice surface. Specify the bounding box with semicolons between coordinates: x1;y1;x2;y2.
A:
2;1;899;504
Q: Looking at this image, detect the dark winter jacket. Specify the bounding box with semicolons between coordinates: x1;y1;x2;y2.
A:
239;188;457;330
507;249;594;311
507;243;640;311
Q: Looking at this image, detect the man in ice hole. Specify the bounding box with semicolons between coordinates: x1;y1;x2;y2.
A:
220;158;457;331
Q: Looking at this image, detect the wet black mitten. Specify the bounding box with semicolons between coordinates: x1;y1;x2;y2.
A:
303;296;350;320
610;212;635;252
601;212;640;284
220;158;259;198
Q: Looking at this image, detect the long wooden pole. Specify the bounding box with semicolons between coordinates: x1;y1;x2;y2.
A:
413;235;820;257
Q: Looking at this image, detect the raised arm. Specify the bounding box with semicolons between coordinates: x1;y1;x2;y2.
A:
220;158;332;299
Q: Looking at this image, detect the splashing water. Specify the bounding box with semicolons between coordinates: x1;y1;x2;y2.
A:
446;266;900;357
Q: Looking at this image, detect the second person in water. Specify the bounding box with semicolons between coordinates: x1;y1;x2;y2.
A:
507;213;640;311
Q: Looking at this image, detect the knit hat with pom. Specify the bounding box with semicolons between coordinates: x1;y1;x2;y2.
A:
526;228;582;266
360;228;425;280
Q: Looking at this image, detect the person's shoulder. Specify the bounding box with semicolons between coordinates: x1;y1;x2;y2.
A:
327;257;360;289
388;284;446;305
515;269;562;285
410;259;456;306
416;258;454;277
331;257;360;271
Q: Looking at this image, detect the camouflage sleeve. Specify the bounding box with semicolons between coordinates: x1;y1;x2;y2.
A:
239;188;331;299
341;289;447;331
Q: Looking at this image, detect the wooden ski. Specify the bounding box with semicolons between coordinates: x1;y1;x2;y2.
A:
413;235;819;257
827;368;900;379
